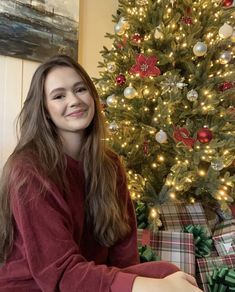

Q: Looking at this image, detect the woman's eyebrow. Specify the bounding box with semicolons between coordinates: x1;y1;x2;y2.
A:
49;81;85;96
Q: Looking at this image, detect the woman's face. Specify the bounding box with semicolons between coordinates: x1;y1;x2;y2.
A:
44;66;95;140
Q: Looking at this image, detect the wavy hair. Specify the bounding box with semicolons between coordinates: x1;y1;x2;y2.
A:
0;55;130;263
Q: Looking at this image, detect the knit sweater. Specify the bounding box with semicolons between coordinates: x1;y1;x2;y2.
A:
0;154;179;292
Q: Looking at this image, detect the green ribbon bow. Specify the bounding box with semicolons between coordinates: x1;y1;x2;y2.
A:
135;201;149;229
138;245;161;263
207;266;235;292
183;224;213;258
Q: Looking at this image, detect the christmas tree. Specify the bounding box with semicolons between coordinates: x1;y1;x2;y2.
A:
94;0;235;228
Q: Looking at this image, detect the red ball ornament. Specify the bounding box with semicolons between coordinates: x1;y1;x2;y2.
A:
218;82;234;92
115;74;126;86
222;0;233;6
131;33;143;44
197;128;213;144
181;16;193;25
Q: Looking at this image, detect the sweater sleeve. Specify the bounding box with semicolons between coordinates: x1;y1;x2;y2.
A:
10;173;137;292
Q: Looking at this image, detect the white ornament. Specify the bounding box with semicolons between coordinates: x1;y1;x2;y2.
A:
193;42;207;56
108;121;119;132
155;130;168;143
219;51;232;64
136;0;148;5
187;89;198;101
107;62;116;73
154;26;163;39
124;86;137;99
219;23;233;39
176;82;188;89
114;23;125;35
106;94;118;107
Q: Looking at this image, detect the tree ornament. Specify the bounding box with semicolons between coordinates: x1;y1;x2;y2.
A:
211;159;224;171
115;74;126;86
193;42;207;57
130;54;161;78
218;81;234;92
219;51;232;64
107;62;116;73
231;30;235;42
219;23;233;38
114;23;125;36
155;130;167;143
197;127;213;144
108;121;119;133
124;86;137;99
136;0;148;5
222;0;233;6
181;16;193;25
143;138;149;155
116;36;127;50
173;127;195;148
154;26;163;39
227;106;235;118
160;72;188;94
131;33;143;45
106;94;118;107
187;89;198;101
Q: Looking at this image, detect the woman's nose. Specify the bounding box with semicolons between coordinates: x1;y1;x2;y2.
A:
68;92;82;107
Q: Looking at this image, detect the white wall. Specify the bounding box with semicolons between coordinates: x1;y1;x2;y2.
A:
0;0;118;170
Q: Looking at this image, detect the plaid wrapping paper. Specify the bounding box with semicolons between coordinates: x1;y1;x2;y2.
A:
213;219;235;256
197;255;235;292
159;202;211;236
137;229;195;276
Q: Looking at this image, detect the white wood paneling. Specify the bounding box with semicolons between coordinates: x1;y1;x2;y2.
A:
0;56;22;170
0;56;40;171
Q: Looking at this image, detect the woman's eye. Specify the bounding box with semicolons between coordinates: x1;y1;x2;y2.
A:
53;95;64;100
75;87;87;93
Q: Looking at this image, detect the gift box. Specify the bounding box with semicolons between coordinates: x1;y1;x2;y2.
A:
213;219;235;256
159;202;211;236
197;255;235;292
137;229;195;276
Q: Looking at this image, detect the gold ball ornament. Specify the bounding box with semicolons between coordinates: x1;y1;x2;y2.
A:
154;27;163;39
107;62;116;73
219;23;233;39
231;30;235;42
108;121;119;133
219;51;232;64
193;42;207;57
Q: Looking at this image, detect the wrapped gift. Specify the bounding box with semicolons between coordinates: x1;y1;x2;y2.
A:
159;202;211;236
213;219;235;256
137;229;195;276
197;255;235;292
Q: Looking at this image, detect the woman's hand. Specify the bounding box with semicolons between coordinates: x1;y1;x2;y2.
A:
132;271;202;292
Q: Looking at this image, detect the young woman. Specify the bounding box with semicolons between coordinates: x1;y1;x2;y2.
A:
0;55;201;292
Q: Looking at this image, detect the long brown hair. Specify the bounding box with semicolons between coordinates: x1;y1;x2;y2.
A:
0;55;130;263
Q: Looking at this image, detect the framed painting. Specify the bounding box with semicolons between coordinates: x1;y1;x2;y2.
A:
0;0;79;62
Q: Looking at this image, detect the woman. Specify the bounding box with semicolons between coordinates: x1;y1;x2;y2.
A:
0;55;201;291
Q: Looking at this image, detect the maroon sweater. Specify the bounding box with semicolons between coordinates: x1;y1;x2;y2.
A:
0;155;179;292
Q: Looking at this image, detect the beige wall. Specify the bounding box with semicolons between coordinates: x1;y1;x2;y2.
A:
79;0;119;78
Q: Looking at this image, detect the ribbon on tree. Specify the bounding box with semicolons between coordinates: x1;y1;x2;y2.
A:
207;266;235;292
138;245;161;263
183;224;213;258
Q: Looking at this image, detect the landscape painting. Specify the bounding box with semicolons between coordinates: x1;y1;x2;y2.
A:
0;0;79;62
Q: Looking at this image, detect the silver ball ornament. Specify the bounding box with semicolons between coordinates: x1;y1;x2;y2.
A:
114;23;125;35
219;23;233;39
187;89;198;101
155;130;168;143
219;51;232;64
193;42;207;57
211;159;224;171
124;86;137;99
106;94;118;107
108;121;119;132
107;62;116;73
